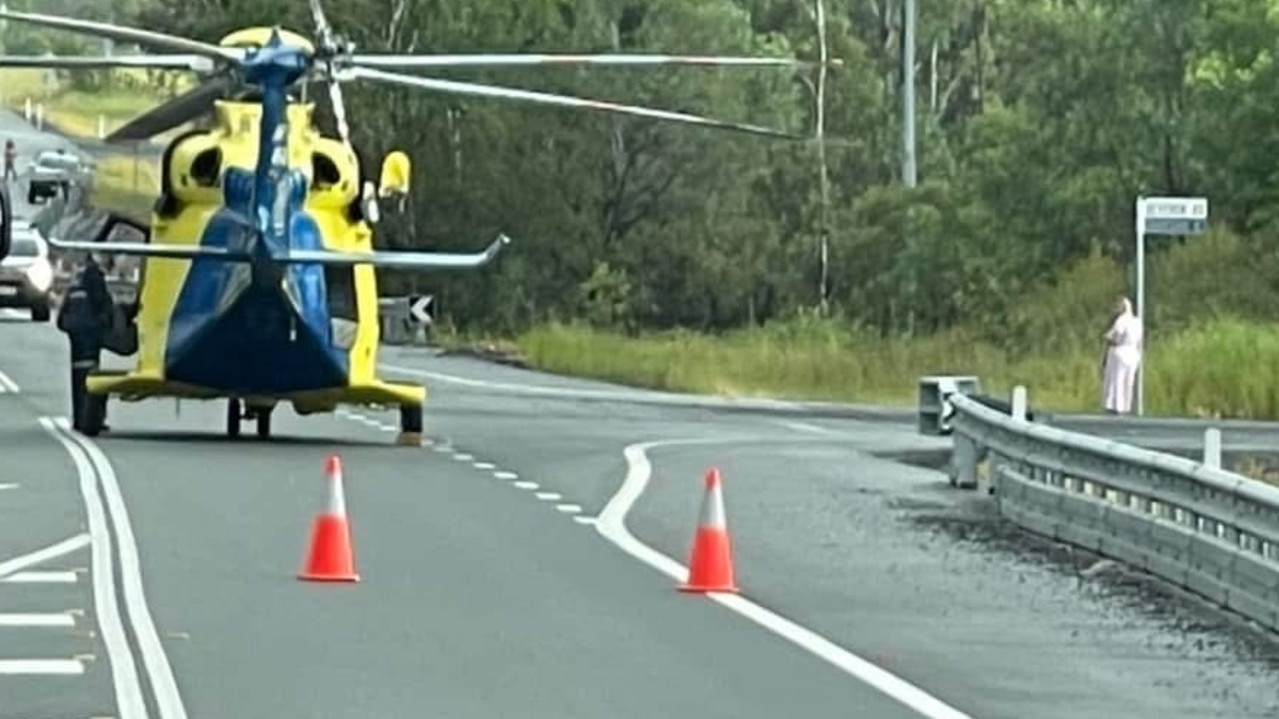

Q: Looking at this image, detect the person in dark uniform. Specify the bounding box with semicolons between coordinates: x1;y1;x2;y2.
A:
57;252;114;431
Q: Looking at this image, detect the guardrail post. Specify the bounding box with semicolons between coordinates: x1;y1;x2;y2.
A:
1012;385;1027;422
949;433;979;489
98;115;105;140
1203;427;1221;468
35;104;43;131
23;97;31;122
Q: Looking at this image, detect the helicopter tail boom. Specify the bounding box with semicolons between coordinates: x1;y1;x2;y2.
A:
44;234;510;270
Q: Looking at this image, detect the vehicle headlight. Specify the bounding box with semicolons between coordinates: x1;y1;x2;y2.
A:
25;259;52;292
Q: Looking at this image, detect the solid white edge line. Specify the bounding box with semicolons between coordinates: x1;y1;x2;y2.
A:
596;439;975;719
0;659;86;675
59;419;189;719
0;369;20;393
0;613;76;627
40;418;149;719
0;533;90;579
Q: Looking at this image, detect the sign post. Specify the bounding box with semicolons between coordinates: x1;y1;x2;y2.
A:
1134;196;1208;415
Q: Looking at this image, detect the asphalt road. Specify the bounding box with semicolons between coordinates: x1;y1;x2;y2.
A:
2;316;1279;718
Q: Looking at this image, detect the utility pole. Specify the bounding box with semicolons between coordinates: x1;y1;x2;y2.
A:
814;0;831;314
902;0;917;188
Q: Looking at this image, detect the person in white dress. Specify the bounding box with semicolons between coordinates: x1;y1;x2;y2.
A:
1102;296;1143;414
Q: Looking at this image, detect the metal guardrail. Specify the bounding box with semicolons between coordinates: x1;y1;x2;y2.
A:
947;388;1279;633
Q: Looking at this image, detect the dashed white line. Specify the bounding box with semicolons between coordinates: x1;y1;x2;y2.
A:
473;462;495;470
573;516;598;525
0;482;18;491
453;453;474;462
494;471;518;480
0;659;85;675
534;491;562;501
556;504;583;514
433;445;453;453
2;570;78;584
599;439;975;719
513;481;539;490
0;369;20;393
0;612;76;627
0;534;90;579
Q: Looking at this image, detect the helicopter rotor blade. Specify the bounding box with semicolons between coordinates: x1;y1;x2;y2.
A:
346;66;806;140
0;53;215;71
0;9;241;62
349;53;840;69
306;0;352;143
105;75;234;143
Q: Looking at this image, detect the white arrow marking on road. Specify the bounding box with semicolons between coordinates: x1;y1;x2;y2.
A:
0;533;90;579
2;570;78;584
0;659;85;675
0;612;76;627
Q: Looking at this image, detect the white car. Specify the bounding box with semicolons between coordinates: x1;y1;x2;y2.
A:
0;226;53;321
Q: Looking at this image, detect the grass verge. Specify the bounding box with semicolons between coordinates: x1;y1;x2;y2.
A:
510;317;1279;419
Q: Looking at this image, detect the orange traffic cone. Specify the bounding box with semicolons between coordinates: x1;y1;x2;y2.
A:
679;468;738;593
299;454;360;583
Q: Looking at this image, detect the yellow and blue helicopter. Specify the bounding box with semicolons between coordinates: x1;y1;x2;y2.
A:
0;3;827;442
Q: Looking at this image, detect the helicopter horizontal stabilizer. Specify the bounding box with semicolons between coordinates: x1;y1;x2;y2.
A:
45;236;239;261
45;234;510;269
272;234;510;269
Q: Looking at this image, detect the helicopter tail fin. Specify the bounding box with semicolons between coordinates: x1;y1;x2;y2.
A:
45;234;511;269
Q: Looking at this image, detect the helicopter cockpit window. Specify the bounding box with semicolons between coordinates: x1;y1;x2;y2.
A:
190;148;222;187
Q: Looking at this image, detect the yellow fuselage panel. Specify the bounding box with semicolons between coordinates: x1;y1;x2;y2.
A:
132;99;383;389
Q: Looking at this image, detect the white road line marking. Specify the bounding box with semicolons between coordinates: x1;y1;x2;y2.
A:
473;462;495;470
41;418;149;719
3;570;78;584
513;481;539;490
0;612;76;627
453;453;474;461
493;471;518;480
58;418;189;719
0;482;18;490
0;369;19;393
377;424;397;432
0;533;91;579
556;504;583;514
433;445;453;453
774;418;841;436
0;659;85;675
573;516;598;525
534;491;562;501
600;439;975;719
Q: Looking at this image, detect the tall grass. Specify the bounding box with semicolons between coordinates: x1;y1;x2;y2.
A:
516;317;1279;417
513;230;1279;418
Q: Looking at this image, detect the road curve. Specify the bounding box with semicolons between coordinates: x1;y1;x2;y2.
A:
2;318;1279;717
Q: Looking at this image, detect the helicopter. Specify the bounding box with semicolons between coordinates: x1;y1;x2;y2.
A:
0;4;834;442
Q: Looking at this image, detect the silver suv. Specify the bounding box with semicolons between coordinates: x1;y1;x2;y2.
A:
27;149;92;205
0;226;53;321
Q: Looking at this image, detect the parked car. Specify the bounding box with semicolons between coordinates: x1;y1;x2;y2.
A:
0;225;53;321
27;149;93;205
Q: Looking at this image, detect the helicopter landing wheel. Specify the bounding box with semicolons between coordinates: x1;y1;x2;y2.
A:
226;398;242;438
255;406;273;439
396;404;423;446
